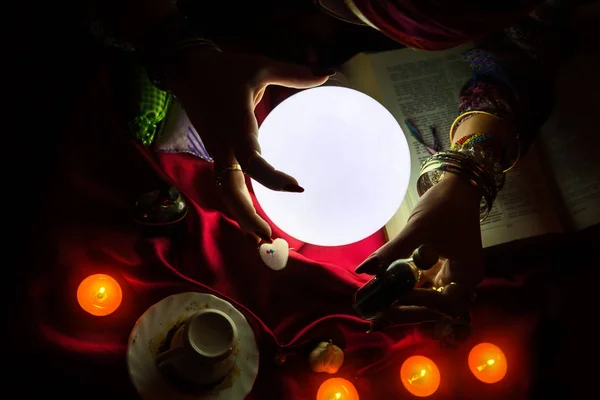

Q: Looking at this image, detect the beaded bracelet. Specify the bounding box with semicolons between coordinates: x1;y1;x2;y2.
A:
449;111;501;143
450;111;521;173
450;132;493;149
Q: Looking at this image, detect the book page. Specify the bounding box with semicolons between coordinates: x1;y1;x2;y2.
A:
538;32;600;231
344;46;563;247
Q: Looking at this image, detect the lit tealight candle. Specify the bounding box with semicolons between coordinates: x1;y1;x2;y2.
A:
468;343;507;384
400;356;441;397
77;274;123;316
317;378;359;400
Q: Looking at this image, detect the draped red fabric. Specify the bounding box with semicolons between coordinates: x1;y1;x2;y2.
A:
30;63;540;399
350;0;543;50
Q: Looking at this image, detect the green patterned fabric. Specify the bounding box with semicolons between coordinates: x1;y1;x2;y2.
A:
129;69;172;146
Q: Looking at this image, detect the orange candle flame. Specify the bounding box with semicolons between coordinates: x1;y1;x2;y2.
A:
77;274;122;316
316;378;359;400
468;343;507;384
400;356;441;397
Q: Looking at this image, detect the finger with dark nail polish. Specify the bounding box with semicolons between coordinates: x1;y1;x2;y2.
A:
355;255;382;274
246;153;303;192
283;184;304;193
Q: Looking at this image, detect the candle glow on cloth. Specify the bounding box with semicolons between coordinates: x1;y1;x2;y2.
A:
468;343;507;384
77;274;123;316
400;356;441;397
316;378;359;400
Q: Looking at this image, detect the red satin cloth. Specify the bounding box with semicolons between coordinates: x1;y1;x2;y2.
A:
31;64;540;399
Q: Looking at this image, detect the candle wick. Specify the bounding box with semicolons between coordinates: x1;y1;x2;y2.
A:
407;369;427;385
95;286;107;301
477;359;495;372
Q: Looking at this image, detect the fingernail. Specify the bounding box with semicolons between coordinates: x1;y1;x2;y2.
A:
311;67;336;77
355;256;381;274
247;233;261;244
256;232;272;243
283;184;304;193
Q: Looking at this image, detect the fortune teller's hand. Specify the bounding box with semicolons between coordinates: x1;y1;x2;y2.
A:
166;46;333;242
355;173;485;331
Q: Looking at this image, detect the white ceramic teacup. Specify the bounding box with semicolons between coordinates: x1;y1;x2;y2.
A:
156;309;238;387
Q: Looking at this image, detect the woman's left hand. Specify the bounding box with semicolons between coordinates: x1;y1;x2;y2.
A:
355;173;486;331
166;48;332;242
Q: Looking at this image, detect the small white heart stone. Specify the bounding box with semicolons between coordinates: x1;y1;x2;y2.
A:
259;238;289;271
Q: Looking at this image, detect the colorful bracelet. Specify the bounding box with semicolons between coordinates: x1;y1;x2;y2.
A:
450;132;493;150
449;111;502;143
449;111;521;173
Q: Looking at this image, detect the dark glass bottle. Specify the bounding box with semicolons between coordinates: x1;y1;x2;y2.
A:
353;245;438;320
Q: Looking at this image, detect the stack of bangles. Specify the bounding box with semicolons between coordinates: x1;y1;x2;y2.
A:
417;110;521;221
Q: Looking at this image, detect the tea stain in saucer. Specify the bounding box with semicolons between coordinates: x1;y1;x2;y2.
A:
149;301;211;356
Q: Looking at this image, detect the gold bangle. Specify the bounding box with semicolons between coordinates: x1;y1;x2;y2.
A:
344;0;380;30
314;0;367;25
418;151;500;220
215;163;243;187
450;110;522;173
449;111;502;144
502;140;521;173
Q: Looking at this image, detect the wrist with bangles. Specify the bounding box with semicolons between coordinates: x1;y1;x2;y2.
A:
418;110;521;220
450;110;521;173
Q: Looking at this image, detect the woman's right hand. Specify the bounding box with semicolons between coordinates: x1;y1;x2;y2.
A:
356;173;485;332
165;46;333;242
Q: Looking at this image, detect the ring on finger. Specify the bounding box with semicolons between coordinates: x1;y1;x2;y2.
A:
433;282;477;303
432;282;457;292
215;163;243;187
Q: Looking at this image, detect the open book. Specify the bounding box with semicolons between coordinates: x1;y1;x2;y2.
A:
340;42;600;248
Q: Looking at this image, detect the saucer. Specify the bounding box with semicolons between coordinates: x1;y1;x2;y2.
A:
127;292;259;400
